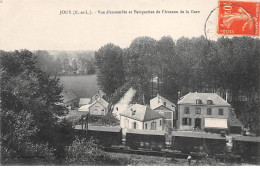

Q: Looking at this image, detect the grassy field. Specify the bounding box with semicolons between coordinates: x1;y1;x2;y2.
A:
58;74;99;98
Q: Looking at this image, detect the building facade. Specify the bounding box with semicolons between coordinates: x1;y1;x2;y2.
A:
177;93;231;132
150;94;177;128
120;104;164;131
89;98;109;116
78;97;109;116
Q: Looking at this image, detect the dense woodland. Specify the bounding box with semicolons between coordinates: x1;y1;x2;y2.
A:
0;50;126;165
34;50;96;76
95;36;260;134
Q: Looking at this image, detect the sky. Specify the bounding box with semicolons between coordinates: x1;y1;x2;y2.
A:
0;0;218;51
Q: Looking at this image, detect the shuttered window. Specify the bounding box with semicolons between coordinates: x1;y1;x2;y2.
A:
182;118;192;126
207;108;212;115
151;122;156;130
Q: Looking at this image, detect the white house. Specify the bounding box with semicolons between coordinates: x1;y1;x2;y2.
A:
177;92;231;132
150;94;177;128
120;104;164;131
78;98;109;116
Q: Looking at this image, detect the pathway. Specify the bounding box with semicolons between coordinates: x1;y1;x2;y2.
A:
112;87;136;118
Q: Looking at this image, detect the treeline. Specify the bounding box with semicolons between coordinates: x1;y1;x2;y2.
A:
34;50;96;76
0;50;127;165
95;36;259;134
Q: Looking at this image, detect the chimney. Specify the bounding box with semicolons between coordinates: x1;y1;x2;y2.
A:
226;92;228;102
131;108;136;116
178;91;181;100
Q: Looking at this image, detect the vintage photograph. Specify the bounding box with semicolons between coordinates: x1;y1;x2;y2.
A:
0;0;259;166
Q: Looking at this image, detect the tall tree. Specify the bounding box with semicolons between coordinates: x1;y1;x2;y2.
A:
124;36;157;103
0;50;68;161
95;43;125;95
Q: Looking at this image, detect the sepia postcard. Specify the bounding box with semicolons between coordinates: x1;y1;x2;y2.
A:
0;0;259;166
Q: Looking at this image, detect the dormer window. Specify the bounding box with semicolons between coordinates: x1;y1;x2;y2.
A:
207;98;212;105
196;98;202;104
164;102;166;106
131;110;136;116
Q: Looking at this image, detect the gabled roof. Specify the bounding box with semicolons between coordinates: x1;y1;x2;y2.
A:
178;93;230;106
61;92;77;103
150;94;176;111
78;98;109;112
91;98;109;108
91;90;106;103
79;98;91;105
120;104;163;122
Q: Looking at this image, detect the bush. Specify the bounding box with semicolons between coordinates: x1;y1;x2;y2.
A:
64;137;129;165
1;111;55;164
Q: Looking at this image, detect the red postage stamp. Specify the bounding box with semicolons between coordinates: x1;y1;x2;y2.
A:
218;0;260;36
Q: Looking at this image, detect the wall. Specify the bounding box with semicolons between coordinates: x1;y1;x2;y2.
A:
120;116;163;131
120;116;143;130
178;104;230;130
154;106;174;128
143;118;163;131
89;102;107;115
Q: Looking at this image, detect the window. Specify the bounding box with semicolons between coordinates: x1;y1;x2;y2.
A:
182;118;192;126
207;100;212;105
196;99;202;104
219;109;224;115
164;102;166;106
184;107;190;114
151;122;156;130
207;108;212;115
133;122;137;129
195;107;201;114
145;123;147;129
160;120;162;126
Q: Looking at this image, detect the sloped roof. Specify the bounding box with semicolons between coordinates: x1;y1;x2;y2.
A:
74;125;121;132
120;104;163;122
62;92;77;103
178;93;230;106
79;98;91;105
233;135;260;143
78;104;91;112
229;108;243;127
127;129;165;136
79;98;109;111
172;131;226;140
90;98;109;108
91;90;106;103
150;94;176;111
